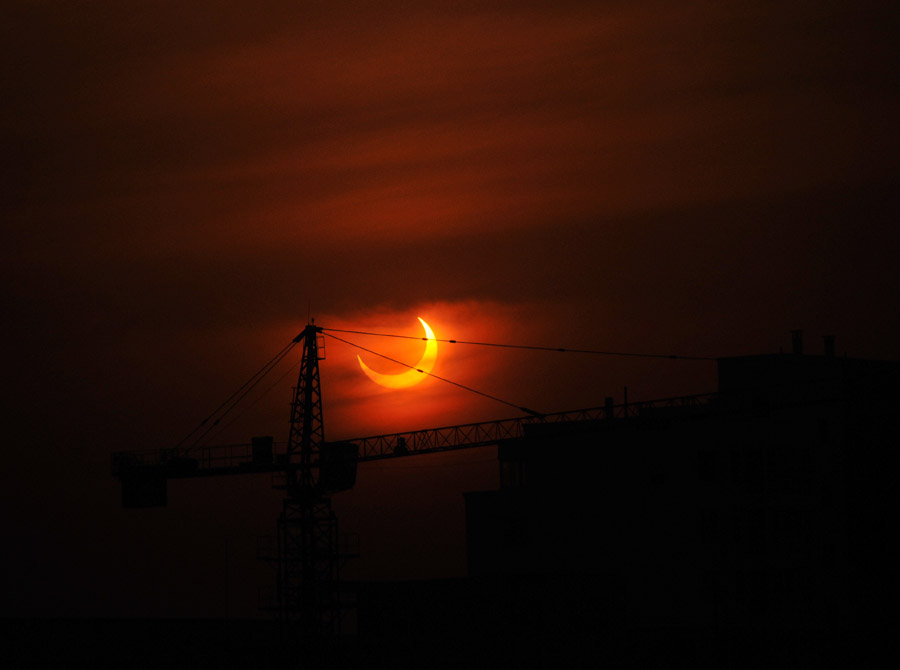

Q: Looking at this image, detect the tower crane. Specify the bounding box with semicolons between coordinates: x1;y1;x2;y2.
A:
111;321;657;635
114;322;356;634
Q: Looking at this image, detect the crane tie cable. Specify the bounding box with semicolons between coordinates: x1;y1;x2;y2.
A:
319;327;715;360
178;337;299;453
323;332;543;417
197;357;303;447
187;341;299;451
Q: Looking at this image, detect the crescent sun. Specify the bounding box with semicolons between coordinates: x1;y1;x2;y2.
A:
357;317;437;389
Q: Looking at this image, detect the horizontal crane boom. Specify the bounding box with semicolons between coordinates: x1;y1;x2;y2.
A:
111;393;719;494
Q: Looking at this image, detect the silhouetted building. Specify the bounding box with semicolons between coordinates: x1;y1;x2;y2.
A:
463;345;898;664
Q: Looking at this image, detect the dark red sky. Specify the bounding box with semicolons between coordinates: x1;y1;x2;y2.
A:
2;0;898;617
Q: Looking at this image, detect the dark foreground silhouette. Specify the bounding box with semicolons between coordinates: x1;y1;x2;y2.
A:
63;341;894;668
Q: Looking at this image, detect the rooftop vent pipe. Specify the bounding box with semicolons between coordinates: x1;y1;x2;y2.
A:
791;329;803;355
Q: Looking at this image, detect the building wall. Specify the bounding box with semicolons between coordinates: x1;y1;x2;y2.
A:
465;353;899;636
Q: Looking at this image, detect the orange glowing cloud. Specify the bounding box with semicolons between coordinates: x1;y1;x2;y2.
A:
310;301;547;437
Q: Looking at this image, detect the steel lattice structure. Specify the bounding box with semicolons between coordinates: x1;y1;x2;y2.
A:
110;323;729;638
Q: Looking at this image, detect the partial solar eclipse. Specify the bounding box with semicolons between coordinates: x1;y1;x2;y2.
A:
358;317;437;389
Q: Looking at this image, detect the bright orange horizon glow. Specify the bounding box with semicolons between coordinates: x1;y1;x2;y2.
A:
357;317;437;389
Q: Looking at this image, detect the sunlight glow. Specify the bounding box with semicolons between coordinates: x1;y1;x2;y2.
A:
357;317;437;389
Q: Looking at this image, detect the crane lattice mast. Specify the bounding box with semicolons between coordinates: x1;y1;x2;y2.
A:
273;322;342;635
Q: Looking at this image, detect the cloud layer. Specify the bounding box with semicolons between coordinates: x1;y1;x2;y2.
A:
2;0;898;617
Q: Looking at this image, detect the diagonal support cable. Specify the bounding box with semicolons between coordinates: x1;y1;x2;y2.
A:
320;327;716;360
323;332;542;417
179;338;299;454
